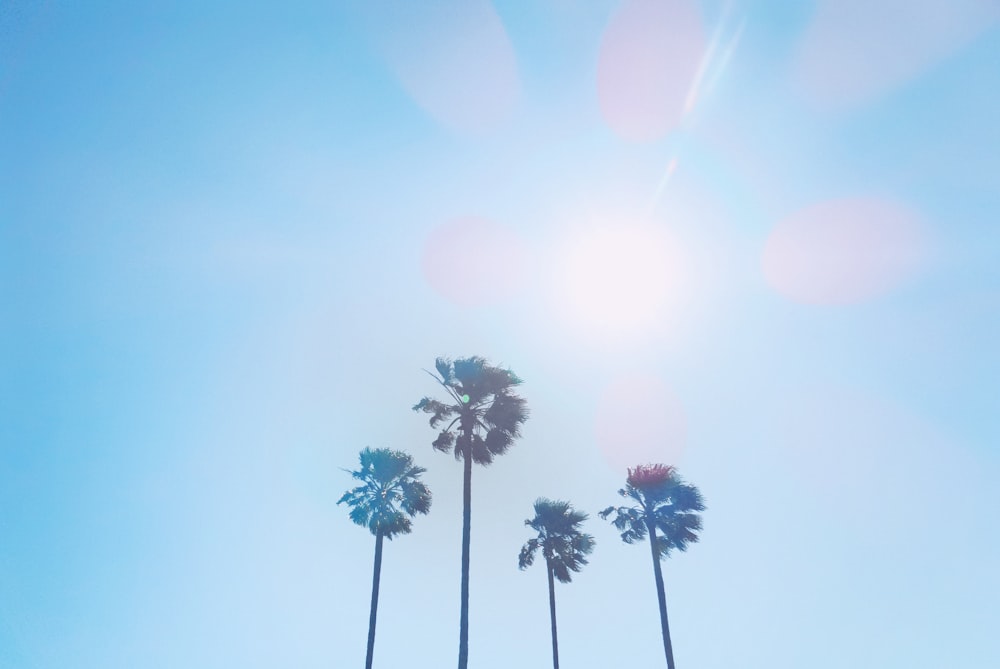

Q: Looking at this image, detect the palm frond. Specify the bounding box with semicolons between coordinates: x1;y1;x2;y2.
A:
484;428;513;456
668;481;706;513
626;463;676;489
482;392;528;433
518;538;539;570
572;533;595;556
552;561;572;584
434;357;453;384
432;430;455;454
621;526;646;544
469;434;494;465
348;503;371;528
412;397;457;429
399;479;432;516
453;433;471;461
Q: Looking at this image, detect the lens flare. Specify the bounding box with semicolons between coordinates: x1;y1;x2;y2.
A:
372;0;520;133
794;0;1000;109
421;216;530;307
597;0;706;141
762;197;926;305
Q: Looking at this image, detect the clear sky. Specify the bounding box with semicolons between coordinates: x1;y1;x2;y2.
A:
2;1;999;667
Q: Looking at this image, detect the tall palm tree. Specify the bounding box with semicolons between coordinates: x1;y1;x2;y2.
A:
413;356;528;669
518;498;595;669
599;464;705;669
338;447;432;669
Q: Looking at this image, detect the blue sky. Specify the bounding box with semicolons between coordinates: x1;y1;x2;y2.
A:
2;1;999;667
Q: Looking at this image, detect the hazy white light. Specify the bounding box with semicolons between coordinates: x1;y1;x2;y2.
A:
554;222;685;337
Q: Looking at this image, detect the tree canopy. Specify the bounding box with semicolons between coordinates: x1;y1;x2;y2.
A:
413;356;529;465
338;447;432;539
519;498;595;583
599;464;705;559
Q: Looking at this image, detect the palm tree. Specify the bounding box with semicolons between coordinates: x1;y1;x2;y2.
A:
413;356;528;669
599;464;705;669
518;498;595;669
338;447;432;669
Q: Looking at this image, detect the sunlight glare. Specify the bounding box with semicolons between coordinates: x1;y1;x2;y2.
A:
554;222;684;337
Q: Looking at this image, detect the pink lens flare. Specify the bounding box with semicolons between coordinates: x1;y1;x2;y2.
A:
421;216;530;307
375;0;520;134
595;374;687;473
794;0;1000;110
762;197;927;305
597;0;706;142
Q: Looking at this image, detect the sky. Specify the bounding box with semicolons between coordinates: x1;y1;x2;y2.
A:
2;1;999;667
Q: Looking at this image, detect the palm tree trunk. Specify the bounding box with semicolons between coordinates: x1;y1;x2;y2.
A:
547;560;560;669
366;531;384;669
458;452;472;669
647;523;676;669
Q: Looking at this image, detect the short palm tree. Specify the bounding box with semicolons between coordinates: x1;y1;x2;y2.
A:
518;498;595;669
599;464;704;669
338;447;432;669
413;356;528;669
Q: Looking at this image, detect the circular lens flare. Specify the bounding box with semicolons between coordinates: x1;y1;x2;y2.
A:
794;0;1000;109
374;0;520;133
597;0;706;141
422;216;529;307
762;197;926;305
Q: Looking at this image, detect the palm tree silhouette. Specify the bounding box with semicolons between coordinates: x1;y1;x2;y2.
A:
518;498;595;669
338;447;432;669
413;356;528;669
599;464;704;669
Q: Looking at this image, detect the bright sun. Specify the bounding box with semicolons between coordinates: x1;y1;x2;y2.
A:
553;222;685;338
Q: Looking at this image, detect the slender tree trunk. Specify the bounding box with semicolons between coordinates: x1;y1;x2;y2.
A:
647;522;675;669
366;531;384;669
547;560;560;669
458;453;472;669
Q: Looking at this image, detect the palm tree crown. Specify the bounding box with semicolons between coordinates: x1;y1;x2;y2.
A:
338;447;432;539
600;464;705;669
414;356;528;669
599;464;704;557
519;498;594;669
519;498;595;583
413;356;528;465
338;447;431;669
